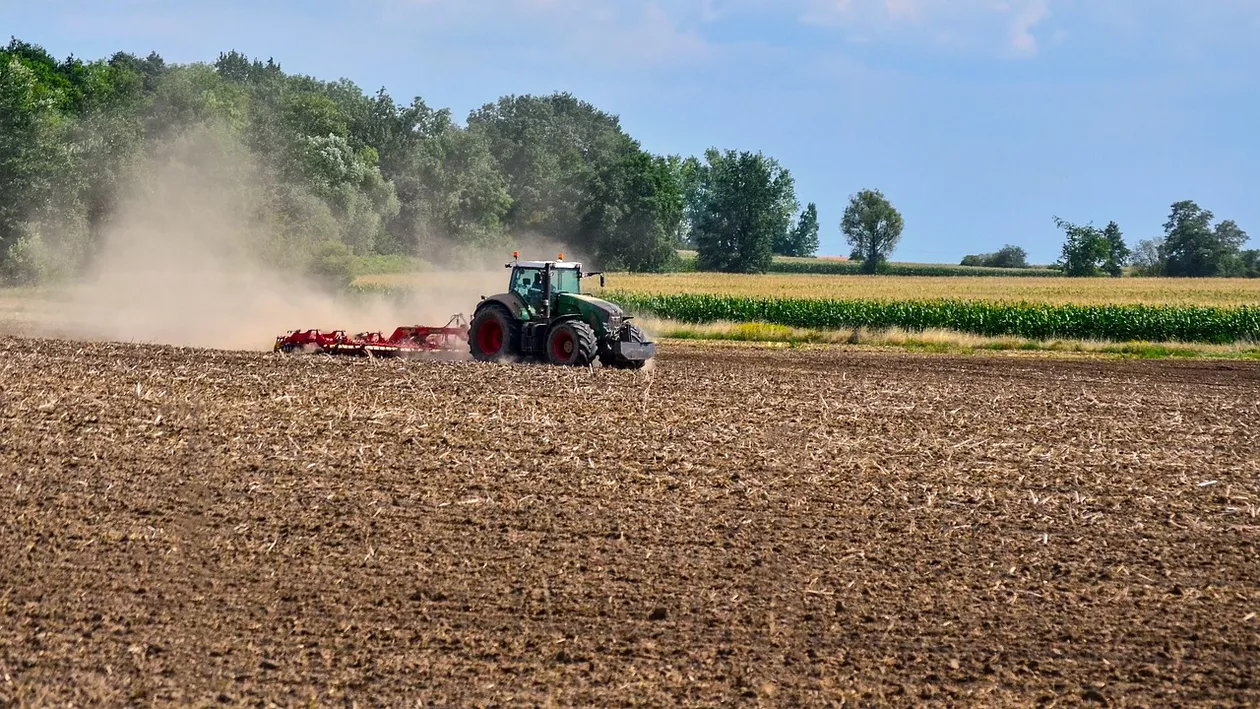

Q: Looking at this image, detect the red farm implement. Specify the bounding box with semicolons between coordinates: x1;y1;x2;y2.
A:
274;315;468;358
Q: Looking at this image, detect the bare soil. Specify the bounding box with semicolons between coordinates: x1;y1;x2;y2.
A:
1;337;1258;707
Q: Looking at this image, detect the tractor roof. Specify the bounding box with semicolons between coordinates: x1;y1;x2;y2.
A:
511;260;582;269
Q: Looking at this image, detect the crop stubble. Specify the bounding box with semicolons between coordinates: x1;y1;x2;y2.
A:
1;337;1258;706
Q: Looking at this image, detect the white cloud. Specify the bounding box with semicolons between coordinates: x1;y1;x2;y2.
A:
805;0;1057;56
1009;0;1051;56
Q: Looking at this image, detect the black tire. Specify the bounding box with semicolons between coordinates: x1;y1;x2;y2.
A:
545;321;598;366
469;305;522;362
600;322;648;370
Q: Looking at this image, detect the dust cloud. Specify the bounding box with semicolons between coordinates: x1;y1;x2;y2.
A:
42;127;503;351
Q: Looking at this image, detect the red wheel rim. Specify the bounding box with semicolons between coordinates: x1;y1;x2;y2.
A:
478;319;503;355
551;329;575;361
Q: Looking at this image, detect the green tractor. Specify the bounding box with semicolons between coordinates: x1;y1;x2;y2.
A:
468;254;655;368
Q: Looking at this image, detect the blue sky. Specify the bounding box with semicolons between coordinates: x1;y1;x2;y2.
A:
3;0;1258;263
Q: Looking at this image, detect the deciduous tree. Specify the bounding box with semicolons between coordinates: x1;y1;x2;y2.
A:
692;149;797;273
841;189;903;274
1053;217;1110;277
1101;221;1129;277
776;202;819;257
582;145;682;271
1130;238;1165;277
1162;200;1249;277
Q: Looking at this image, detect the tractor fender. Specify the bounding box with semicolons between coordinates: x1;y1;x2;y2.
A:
545;313;584;329
474;293;529;320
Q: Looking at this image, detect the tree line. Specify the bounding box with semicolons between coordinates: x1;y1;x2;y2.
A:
0;38;829;285
953;201;1256;278
959;202;1254;278
1060;202;1256;278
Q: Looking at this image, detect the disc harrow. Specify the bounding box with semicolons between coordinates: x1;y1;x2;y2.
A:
274;314;468;358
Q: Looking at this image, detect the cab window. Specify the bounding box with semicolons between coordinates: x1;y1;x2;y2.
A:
510;268;544;305
551;268;580;294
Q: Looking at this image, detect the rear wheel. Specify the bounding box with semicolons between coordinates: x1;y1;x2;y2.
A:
546;321;598;366
469;306;521;362
600;322;648;370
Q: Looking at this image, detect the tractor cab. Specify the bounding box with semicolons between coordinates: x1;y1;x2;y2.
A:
508;258;587;316
467;252;654;368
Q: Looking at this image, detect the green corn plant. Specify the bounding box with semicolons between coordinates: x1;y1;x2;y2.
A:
604;291;1260;344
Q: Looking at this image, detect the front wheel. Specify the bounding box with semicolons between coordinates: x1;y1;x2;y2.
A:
546;321;598;366
469;306;522;362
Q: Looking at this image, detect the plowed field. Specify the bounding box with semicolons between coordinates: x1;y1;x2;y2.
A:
2;337;1258;706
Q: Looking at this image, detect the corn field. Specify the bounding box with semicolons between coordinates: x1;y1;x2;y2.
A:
596;273;1260;306
606;291;1260;344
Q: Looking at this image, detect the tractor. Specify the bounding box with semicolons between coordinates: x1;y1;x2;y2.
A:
468;254;655;368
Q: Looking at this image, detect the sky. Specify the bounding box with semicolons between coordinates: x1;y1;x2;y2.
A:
2;0;1258;263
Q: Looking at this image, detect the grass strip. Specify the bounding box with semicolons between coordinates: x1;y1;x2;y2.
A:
638;319;1260;361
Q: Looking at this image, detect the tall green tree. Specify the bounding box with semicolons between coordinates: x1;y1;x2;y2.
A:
1053;217;1110;277
466;92;679;269
338;94;495;254
109;50;169;93
1212;220;1250;276
467;93;624;242
775;202;820;257
581;146;682;271
1101;221;1129;277
692;149;797;273
664;153;704;248
0;55;77;279
0;58;50;237
293;133;398;254
1240;249;1260;278
391;121;512;254
1162;200;1249;277
145;63;248;137
841;189;903;274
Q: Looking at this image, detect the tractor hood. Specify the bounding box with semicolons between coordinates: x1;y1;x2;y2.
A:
557;292;628;337
563;293;626;318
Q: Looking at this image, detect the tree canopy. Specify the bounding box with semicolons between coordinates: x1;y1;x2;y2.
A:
691;149;798;273
775;202;820;258
1050;218;1131;277
1160;200;1250;277
841;189;903;274
961;244;1029;269
1053;218;1111;277
1121;201;1252;278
